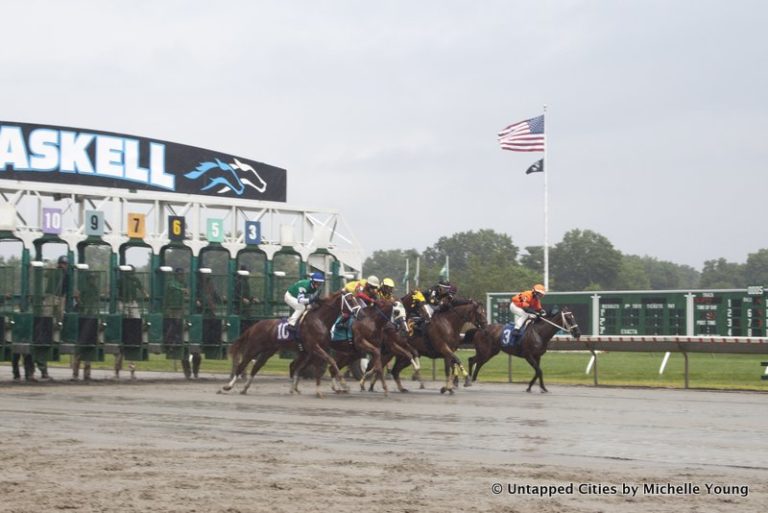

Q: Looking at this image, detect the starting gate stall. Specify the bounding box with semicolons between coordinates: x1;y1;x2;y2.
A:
69;264;107;363
195;245;229;359
105;242;154;361
271;249;303;318
64;241;112;364
0;237;24;362
308;249;341;294
233;249;269;337
29;238;71;365
156;244;192;360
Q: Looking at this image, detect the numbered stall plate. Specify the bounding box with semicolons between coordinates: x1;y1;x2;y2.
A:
127;213;146;239
245;220;261;245
42;208;62;234
85;210;105;236
207;218;224;243
169;215;185;241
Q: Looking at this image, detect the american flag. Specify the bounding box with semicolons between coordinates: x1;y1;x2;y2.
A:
498;115;545;152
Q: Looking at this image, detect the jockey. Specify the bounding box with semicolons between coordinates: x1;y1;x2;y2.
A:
509;283;547;335
426;280;456;315
284;272;325;331
343;275;380;309
378;278;396;301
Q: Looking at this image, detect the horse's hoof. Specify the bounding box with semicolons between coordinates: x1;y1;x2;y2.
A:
463;381;472;388
440;387;446;394
399;388;409;393
222;386;232;392
239;390;248;395
541;388;549;393
448;389;455;395
526;388;532;393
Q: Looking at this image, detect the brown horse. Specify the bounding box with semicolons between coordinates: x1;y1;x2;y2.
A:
220;290;349;396
295;298;419;395
342;299;419;395
464;307;581;392
388;299;487;395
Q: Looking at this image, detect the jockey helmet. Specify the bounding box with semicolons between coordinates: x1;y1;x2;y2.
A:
438;280;450;288
310;272;325;283
533;283;546;295
366;275;380;288
382;278;395;288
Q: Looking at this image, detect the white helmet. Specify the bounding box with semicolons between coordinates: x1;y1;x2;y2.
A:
366;275;380;288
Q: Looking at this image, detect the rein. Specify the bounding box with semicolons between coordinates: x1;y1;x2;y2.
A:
536;311;578;334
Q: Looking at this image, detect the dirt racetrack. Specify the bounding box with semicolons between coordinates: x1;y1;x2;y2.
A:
1;368;765;513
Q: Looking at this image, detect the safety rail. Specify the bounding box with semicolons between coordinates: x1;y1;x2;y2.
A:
550;335;768;388
450;335;768;389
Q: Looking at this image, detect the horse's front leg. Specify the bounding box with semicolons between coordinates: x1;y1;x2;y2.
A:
534;354;547;392
524;354;541;393
312;345;347;396
356;338;387;397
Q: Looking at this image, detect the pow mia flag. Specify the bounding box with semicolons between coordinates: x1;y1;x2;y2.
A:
526;159;544;175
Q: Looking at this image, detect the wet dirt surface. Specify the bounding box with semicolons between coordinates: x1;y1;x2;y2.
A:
1;369;765;512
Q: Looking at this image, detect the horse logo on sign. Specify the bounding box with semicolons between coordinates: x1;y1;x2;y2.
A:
184;158;267;196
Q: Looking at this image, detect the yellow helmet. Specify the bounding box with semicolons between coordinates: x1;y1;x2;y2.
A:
382;278;395;288
533;284;546;295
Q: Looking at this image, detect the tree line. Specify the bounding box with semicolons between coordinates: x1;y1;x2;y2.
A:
363;228;768;299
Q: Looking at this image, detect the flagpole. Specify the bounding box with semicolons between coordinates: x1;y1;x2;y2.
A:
405;258;410;292
543;104;549;290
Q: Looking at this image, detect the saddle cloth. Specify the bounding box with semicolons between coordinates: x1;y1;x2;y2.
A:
276;319;293;341
500;323;526;348
330;315;354;342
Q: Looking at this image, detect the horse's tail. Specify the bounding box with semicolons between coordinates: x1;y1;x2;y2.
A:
228;328;252;374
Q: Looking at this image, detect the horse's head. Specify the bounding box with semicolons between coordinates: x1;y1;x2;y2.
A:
547;307;581;339
469;300;488;329
451;298;487;329
391;300;411;335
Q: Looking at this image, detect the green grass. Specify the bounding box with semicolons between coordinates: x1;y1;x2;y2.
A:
11;349;766;391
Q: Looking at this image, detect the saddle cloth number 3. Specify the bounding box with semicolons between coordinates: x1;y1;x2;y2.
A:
502;326;514;346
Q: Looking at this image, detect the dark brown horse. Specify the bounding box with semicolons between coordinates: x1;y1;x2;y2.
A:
464;307;581;392
388;299;487;395
221;290;349;396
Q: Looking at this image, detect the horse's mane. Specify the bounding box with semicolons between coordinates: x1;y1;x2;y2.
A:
451;297;475;307
316;289;343;307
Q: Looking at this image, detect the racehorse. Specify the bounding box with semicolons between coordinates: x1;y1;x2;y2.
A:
387;299;487;395
463;307;581;392
294;298;420;396
221;290;349;397
343;299;418;396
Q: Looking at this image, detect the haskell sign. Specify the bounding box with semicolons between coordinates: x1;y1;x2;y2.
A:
0;121;287;202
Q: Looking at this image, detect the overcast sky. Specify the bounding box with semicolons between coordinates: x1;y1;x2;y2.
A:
3;0;766;270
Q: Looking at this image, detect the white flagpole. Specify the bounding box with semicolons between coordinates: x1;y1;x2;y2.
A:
405;258;410;292
543;104;549;290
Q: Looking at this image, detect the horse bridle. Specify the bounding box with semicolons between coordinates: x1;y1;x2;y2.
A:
537;310;579;336
462;300;487;329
